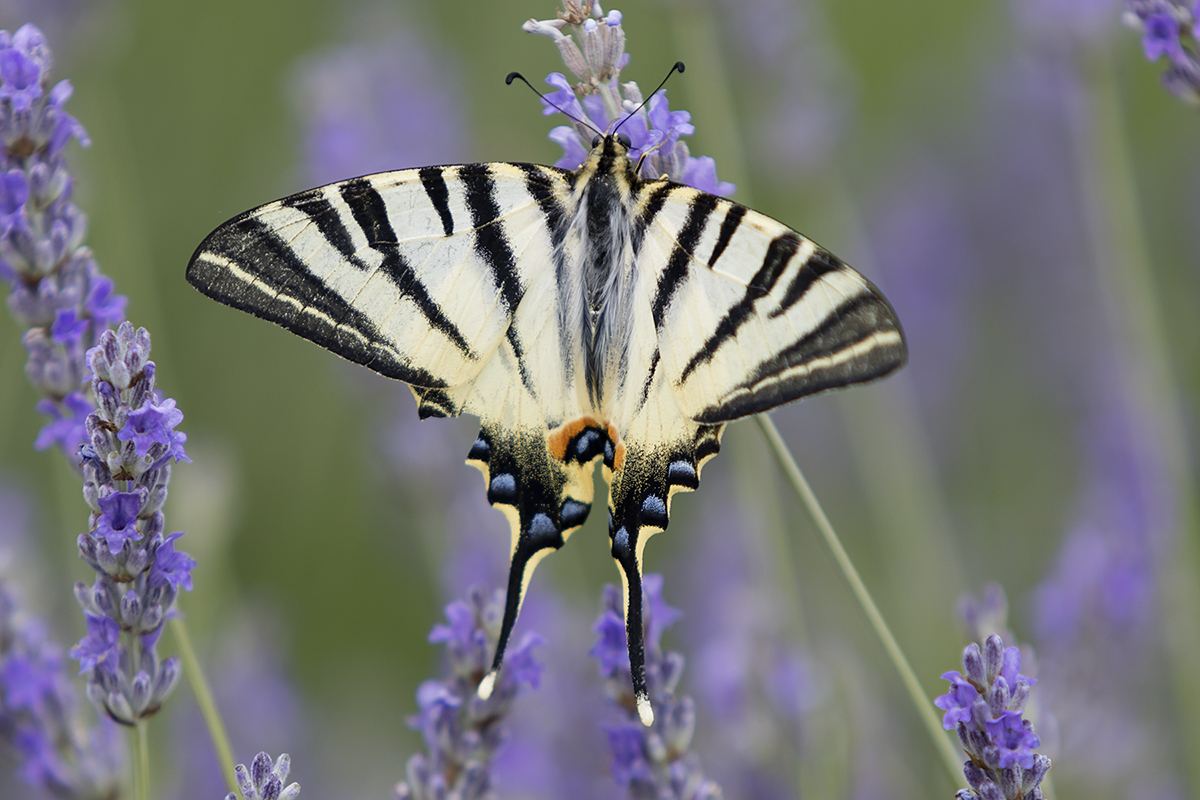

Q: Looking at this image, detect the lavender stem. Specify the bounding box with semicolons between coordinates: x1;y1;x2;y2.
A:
755;413;964;779
171;616;238;795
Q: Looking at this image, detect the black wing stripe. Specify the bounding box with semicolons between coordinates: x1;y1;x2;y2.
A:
769;247;844;319
692;293;905;423
506;326;538;401
279;190;362;268
707;203;746;268
634;347;660;416
678;233;802;383
187;215;447;389
419;166;455;237
631;182;674;256
337;179;476;358
460;163;523;315
651;192;720;329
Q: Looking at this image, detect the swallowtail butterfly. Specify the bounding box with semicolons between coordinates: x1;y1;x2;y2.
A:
186;97;906;725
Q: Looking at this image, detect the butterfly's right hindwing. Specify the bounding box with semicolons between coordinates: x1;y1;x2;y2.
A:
186;163;573;392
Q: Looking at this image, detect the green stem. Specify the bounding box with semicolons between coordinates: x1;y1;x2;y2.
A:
172;617;239;795
755;414;963;782
134;720;150;800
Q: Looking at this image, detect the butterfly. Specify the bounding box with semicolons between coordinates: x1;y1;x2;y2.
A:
186;100;906;726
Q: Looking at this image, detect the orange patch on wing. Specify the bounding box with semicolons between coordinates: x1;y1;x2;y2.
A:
548;416;602;461
605;423;626;473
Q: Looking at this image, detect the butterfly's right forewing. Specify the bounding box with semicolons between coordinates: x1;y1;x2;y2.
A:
646;187;907;424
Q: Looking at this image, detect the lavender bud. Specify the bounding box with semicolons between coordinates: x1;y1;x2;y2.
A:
978;781;1003;800
963;642;985;685
235;764;254;798
983;635;1004;685
129;670;151;714
252;752;274;792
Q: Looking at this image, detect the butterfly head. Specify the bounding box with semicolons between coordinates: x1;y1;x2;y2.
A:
578;130;643;187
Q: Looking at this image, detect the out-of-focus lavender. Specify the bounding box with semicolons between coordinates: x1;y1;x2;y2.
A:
1124;0;1200;104
935;634;1051;800
224;752;299;800
590;575;722;799
0;577;123;799
394;587;543;800
167;611;308;800
0;498;122;800
524;1;735;196
290;28;468;189
0;23;124;460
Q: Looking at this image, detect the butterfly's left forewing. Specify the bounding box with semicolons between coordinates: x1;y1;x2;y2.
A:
187;164;570;393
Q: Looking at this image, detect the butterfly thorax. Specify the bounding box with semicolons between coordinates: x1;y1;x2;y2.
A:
570;136;641;407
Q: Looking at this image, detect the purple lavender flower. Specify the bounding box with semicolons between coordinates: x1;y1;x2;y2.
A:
0;576;122;798
0;23;124;459
935;634;1050;800
1123;1;1200;104
591;575;723;799
395;587;543;800
524;3;735;196
224;752;300;800
67;322;192;725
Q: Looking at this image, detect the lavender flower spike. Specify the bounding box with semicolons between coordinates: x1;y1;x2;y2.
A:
935;634;1051;800
1123;1;1200;105
69;322;195;725
0;576;122;798
224;752;300;800
395;587;543;800
0;23;126;459
591;575;723;800
524;3;735;196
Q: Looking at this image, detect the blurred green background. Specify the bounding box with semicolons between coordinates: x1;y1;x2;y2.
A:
1;0;1198;798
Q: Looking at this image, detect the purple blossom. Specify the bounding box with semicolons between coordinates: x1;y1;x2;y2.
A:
395;587;543;800
118;396;187;460
1123;1;1200;104
589;607;628;677
985;711;1041;769
935;671;981;728
68;613;119;674
0;45;41;111
150;531;196;592
50;306;88;345
591;576;722;799
524;7;735;196
32;390;91;452
935;634;1049;799
1144;12;1186;59
94;490;142;554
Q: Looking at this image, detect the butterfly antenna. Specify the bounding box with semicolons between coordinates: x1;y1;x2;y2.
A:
612;61;685;137
506;71;602;137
